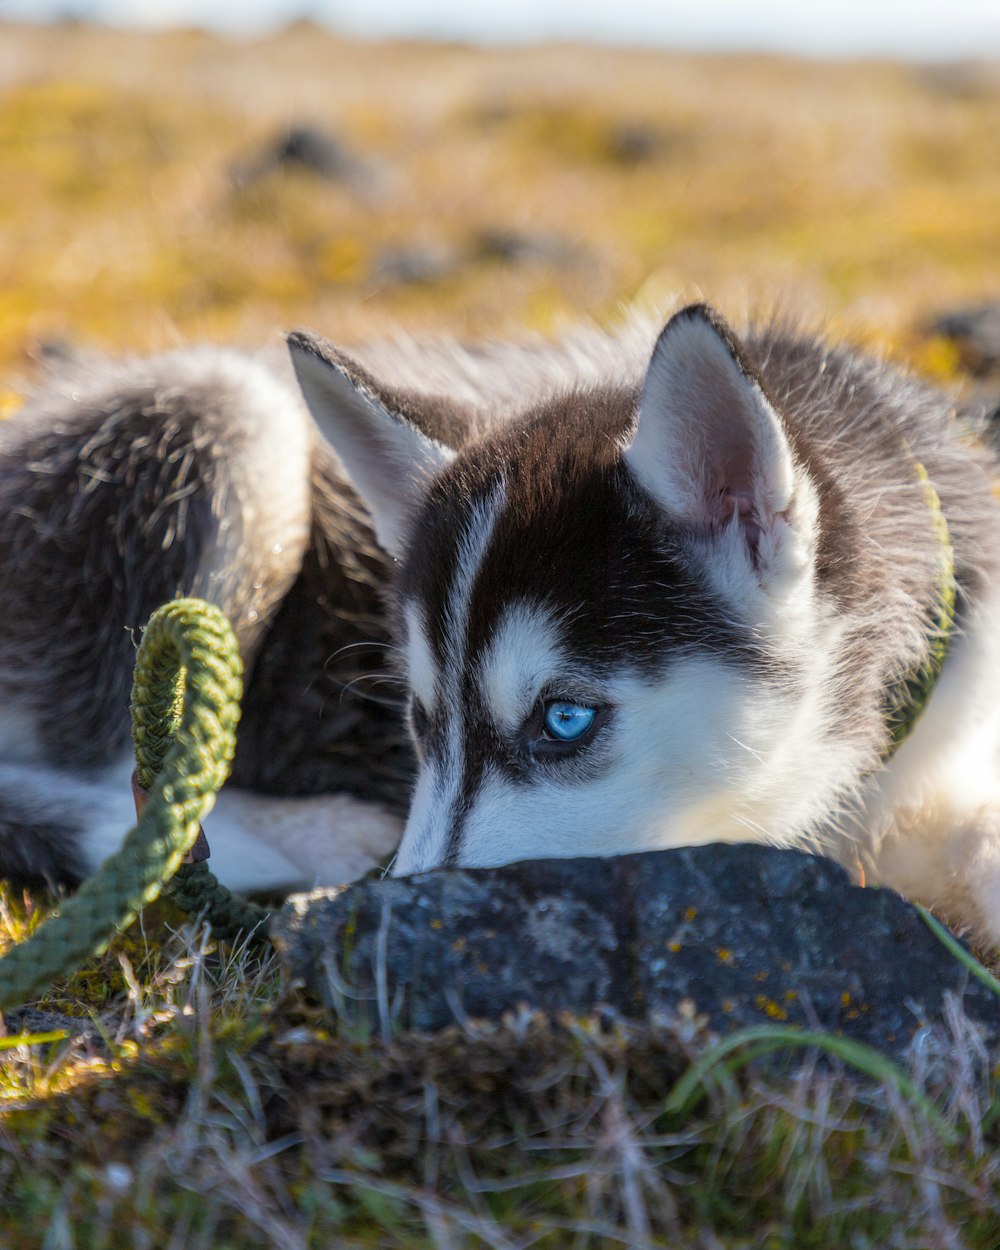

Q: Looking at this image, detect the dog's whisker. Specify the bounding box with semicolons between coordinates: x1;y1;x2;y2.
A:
324;640;404;670
724;732;766;765
334;671;408;709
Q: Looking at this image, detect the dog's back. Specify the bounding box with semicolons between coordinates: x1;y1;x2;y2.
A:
0;325;641;891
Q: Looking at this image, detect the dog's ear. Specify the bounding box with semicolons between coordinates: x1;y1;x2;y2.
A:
625;304;798;568
289;330;456;559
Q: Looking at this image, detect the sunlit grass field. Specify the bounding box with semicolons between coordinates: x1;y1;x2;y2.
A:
2;20;1000;1248
1;22;998;389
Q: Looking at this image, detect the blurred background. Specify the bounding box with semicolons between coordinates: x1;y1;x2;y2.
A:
1;1;999;406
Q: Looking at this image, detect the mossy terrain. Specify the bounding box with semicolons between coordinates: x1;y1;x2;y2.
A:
4;899;1000;1249
2;19;1000;1247
0;22;998;394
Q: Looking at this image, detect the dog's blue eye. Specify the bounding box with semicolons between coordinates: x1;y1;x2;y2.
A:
543;701;597;742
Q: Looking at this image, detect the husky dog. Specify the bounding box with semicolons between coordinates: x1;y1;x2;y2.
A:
3;305;1000;944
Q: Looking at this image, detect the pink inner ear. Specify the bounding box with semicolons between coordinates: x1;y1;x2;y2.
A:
630;304;797;567
723;487;763;552
724;487;754;516
709;440;762;541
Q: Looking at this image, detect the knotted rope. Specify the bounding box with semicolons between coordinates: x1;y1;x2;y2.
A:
0;598;269;1012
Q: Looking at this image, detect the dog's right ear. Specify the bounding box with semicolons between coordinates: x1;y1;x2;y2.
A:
624;304;803;586
288;330;456;559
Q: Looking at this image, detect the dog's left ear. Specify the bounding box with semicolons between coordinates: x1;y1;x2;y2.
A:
288;330;457;559
625;304;799;568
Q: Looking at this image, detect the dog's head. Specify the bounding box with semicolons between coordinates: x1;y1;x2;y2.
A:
290;305;827;874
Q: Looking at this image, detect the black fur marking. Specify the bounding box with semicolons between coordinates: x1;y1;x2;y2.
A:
0;780;86;888
0;390;225;766
230;450;413;809
403;383;767;676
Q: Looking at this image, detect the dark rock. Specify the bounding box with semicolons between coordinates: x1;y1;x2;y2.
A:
275;126;355;177
606;122;668;165
474;228;578;267
0;1005;107;1046
371;244;461;286
467;97;517;129
30;336;82;366
273;844;1000;1059
916;61;998;100
231;124;377;192
930;302;1000;377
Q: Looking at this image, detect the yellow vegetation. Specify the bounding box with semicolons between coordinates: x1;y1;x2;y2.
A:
0;22;997;405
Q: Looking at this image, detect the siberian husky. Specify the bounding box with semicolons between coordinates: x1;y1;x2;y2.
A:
3;305;1000;944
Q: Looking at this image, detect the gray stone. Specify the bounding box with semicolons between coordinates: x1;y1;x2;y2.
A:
606;122;669;165
272;844;1000;1058
0;1006;107;1046
231;124;382;194
931;302;1000;377
371;244;462;287
474;229;579;267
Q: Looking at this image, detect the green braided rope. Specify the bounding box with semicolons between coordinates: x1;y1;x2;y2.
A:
130;603;272;940
0;598;256;1010
162;860;272;937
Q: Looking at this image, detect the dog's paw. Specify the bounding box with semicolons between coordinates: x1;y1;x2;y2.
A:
206;789;403;893
872;799;1000;952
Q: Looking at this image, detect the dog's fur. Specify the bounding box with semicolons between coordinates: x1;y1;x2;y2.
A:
3;306;1000;943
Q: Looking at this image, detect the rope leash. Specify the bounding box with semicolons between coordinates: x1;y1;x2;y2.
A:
0;598;269;1012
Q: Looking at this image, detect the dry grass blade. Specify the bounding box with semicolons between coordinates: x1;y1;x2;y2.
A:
663;1025;957;1144
916;905;1000;998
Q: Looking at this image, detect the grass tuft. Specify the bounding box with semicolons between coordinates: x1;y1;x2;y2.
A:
3;889;1000;1246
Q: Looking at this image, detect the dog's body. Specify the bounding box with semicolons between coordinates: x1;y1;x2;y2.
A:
0;346;411;891
4;306;1000;943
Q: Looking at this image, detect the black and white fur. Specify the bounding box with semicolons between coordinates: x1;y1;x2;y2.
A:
0;346;411;892
4;305;1000;945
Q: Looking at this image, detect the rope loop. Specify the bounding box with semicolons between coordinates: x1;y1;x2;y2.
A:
0;597;266;1011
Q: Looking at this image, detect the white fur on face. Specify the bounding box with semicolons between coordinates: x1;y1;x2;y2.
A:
391;460;850;878
475;600;568;733
442;485;508;658
451;657;780;870
403;602;438;716
392;759;452;876
394;483;507;875
394;630;860;876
